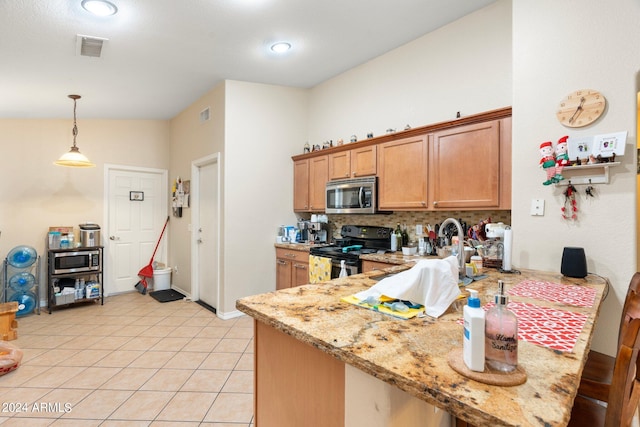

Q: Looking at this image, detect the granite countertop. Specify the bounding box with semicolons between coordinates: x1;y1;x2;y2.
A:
237;266;607;427
274;242;330;251
360;251;437;265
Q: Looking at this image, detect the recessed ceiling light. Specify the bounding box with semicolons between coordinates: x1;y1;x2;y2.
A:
81;0;118;16
270;42;292;53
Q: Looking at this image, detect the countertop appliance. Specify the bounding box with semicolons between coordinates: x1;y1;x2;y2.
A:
325;177;379;214
79;223;101;247
309;225;392;278
50;248;101;275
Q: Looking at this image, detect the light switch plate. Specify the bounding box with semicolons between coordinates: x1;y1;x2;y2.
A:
530;199;545;216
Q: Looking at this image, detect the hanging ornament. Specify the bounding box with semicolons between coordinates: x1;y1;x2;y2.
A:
561;182;578;220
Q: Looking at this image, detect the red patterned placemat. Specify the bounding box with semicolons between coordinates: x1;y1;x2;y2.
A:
508;280;596;308
457;301;588;352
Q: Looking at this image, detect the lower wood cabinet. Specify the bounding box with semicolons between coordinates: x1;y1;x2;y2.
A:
254;321;345;427
275;247;309;290
361;260;398;273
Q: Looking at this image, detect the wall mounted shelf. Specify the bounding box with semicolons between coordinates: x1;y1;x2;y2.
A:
556;162;620;185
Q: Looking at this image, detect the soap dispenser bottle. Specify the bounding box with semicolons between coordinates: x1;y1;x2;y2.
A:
485;280;518;372
463;289;485;372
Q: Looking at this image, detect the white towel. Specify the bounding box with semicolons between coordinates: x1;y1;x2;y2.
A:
354;256;460;318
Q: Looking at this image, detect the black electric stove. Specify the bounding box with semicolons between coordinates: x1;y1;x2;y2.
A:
309;225;393;277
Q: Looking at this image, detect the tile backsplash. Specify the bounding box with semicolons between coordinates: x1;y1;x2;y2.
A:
300;210;511;242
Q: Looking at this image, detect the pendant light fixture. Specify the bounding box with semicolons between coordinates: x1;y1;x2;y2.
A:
55;95;95;168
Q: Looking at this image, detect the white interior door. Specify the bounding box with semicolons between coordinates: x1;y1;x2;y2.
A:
192;154;220;311
105;166;168;295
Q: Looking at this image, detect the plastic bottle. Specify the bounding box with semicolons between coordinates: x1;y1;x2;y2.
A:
485;280;518;372
339;260;348;278
395;223;403;250
463;289;485;372
471;254;483;274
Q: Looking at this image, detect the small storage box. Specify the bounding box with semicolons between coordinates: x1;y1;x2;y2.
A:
55;293;75;305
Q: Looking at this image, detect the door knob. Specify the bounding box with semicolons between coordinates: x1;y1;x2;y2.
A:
109;236;120;240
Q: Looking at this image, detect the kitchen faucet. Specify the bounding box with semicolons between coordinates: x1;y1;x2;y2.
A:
439;217;465;276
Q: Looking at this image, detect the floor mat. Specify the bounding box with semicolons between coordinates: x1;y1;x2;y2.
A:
149;289;185;303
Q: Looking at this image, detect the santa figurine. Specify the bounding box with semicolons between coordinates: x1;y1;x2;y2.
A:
539;141;557;185
554;135;570;182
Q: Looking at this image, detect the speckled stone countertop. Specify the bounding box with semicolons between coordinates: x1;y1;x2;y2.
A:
237;266;607;427
274;242;330;251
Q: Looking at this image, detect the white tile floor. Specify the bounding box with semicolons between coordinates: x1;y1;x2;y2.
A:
0;292;255;426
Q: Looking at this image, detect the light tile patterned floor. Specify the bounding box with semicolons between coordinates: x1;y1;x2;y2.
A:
0;292;255;426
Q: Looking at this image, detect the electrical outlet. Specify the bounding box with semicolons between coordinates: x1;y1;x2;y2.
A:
174;266;179;274
530;199;545;216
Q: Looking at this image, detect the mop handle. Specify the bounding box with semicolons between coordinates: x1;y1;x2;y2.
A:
149;216;170;263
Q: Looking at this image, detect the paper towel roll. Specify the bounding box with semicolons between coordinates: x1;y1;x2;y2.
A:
503;227;513;271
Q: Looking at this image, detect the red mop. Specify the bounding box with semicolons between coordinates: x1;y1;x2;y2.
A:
135;216;170;295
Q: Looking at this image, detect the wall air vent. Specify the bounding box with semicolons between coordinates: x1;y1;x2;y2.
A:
200;107;211;123
76;34;108;58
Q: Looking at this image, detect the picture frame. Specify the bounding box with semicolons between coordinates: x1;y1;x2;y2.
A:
130;191;144;201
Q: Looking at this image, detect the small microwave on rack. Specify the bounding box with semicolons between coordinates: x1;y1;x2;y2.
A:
326;176;380;214
51;249;100;275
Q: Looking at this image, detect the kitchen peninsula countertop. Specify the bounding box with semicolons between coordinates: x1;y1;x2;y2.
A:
237;266;607;426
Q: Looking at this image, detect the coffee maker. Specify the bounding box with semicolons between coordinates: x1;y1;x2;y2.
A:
297;220;312;242
309;222;329;243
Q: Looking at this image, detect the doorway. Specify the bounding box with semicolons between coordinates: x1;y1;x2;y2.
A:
191;153;221;313
104;165;168;296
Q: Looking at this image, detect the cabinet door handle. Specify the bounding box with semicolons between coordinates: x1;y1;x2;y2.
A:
432;201;438;207
277;260;287;265
294;264;307;269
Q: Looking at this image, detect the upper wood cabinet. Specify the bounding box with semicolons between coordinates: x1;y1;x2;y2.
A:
293;159;310;211
377;135;428;210
328;146;377;180
309;155;328;212
294;156;329;212
429;120;501;209
292;107;512;212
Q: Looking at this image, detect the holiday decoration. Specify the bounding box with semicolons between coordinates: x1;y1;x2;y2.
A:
555;136;569;182
562;183;578;220
539;141;557;185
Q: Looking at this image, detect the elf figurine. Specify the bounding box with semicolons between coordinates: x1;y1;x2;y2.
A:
539;141;557;185
554;135;570;182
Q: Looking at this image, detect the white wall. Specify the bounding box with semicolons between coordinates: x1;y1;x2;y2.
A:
308;1;512;144
223;80;308;316
168;83;226;294
0;119;169;298
512;0;640;355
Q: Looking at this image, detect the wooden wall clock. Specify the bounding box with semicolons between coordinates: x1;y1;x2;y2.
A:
556;89;606;128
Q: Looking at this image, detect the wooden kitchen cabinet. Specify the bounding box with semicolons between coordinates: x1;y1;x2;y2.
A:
292;107;512;212
276;247;310;290
361;260;397;273
294;156;329;212
293;159;310;211
377;135;428;210
328;145;377;180
429;118;511;210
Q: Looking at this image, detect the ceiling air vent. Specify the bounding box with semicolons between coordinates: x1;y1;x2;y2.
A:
76;34;108;58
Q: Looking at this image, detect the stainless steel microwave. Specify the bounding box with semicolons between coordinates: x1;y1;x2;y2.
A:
51;249;101;275
326;176;378;214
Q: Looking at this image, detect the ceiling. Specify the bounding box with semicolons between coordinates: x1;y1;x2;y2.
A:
0;0;496;120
